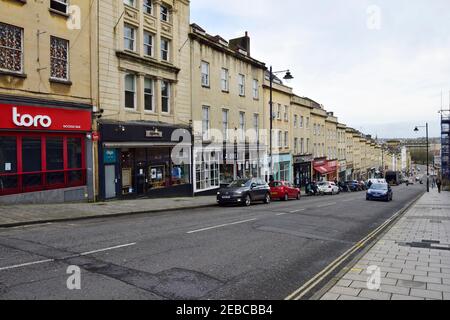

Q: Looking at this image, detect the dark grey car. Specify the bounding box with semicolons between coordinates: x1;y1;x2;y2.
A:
217;178;271;206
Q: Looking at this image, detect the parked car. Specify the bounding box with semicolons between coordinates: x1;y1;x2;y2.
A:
270;181;301;201
217;178;271;206
317;181;340;195
366;183;393;202
345;181;360;192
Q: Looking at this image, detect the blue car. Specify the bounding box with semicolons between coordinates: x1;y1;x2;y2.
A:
366;183;393;202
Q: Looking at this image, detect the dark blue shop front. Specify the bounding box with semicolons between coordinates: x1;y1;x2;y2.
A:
98;120;192;200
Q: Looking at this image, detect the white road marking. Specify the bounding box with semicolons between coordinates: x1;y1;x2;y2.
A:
77;243;137;257
187;219;257;234
316;202;337;208
0;259;55;271
0;243;137;272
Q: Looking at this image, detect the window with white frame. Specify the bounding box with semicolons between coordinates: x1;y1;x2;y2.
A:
50;36;69;80
201;61;210;87
306;117;310;128
51;0;69;14
294;138;298;154
301;138;304;154
124;74;136;109
143;0;152;14
222;109;229;141
144;77;154;112
252;79;259;99
300;116;304;128
307;138;310;153
160;4;169;22
238;74;245;96
124;24;136;51
284;106;289;122
161;38;170;61
143;31;154;57
0;23;23;73
239;112;246;141
202;106;210;141
284;132;289;148
294;115;298;128
161;80;170;113
221;68;229;92
277;104;281;120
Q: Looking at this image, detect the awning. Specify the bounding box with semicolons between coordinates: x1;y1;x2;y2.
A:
314;166;329;174
314;164;337;175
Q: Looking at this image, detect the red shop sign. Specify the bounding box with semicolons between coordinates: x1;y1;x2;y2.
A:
0;104;91;132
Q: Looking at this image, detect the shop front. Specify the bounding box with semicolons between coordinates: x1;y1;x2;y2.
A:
338;160;347;182
272;153;292;182
98;120;192;200
0;103;92;204
346;163;354;181
313;158;338;182
194;142;267;194
293;154;313;189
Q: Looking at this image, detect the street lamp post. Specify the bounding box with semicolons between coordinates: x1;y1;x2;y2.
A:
268;66;293;181
414;123;429;192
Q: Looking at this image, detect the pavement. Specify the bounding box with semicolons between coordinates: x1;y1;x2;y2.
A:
0;184;425;299
0;196;217;228
320;188;450;300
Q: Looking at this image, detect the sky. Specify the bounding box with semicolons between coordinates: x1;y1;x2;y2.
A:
190;0;450;138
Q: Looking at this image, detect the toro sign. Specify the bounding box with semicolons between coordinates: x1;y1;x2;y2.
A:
12;107;52;128
0;104;91;132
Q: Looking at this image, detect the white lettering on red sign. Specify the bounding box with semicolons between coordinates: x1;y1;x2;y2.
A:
12;107;52;128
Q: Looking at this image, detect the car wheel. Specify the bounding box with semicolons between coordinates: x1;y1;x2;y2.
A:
264;193;271;204
284;193;289;201
244;195;251;207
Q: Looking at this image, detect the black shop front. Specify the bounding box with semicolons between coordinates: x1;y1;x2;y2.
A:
98;120;192;200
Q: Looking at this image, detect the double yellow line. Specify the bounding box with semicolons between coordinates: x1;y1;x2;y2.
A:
285;192;425;300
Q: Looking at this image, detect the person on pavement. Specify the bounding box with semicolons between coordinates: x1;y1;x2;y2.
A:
436;177;442;193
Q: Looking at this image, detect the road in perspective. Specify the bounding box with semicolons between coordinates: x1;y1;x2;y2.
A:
0;184;424;299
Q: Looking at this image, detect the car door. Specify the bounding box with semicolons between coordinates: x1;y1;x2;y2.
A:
258;179;268;200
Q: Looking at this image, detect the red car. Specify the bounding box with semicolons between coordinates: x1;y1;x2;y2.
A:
270;181;301;201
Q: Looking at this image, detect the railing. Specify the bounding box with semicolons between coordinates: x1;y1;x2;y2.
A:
0;169;86;196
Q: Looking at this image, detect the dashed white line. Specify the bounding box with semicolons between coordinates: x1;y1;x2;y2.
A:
0;242;137;272
316;202;337;208
187;219;257;234
0;259;55;272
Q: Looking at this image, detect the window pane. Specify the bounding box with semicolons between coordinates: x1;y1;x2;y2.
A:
0;136;18;191
50;37;69;80
67;138;82;169
144;78;154;111
22;137;42;188
46;137;64;185
0;23;23;73
161;81;170;113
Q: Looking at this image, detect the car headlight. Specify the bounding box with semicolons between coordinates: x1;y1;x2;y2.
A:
217;192;221;195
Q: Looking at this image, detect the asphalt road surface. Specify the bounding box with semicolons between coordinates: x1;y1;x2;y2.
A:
0;184;425;300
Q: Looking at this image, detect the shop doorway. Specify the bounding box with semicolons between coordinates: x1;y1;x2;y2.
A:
104;165;117;199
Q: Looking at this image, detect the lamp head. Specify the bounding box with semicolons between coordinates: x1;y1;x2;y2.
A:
283;71;294;81
414;127;419;133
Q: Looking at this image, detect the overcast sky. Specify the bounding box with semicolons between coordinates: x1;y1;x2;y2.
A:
191;0;450;138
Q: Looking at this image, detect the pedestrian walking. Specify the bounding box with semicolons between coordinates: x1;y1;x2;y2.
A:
436;177;442;193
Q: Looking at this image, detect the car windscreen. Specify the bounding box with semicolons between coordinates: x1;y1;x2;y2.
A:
370;184;388;191
229;180;251;188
